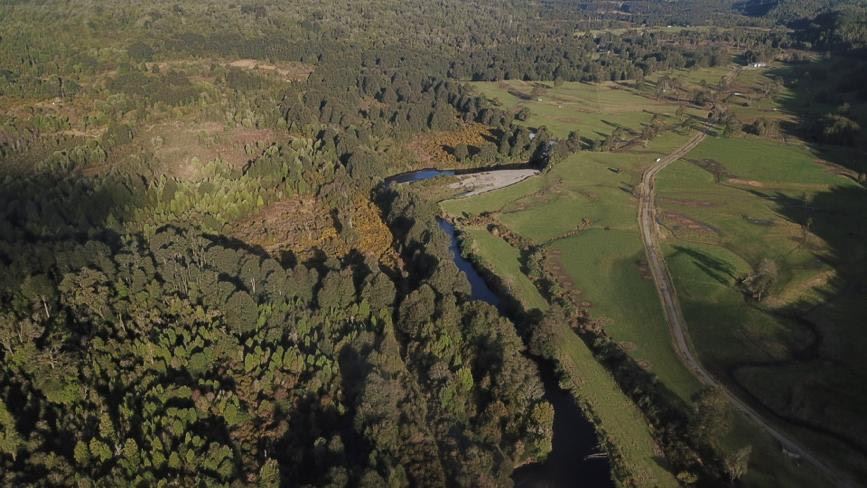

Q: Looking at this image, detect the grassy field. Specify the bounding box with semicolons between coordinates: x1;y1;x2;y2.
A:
462;227;548;311
645;64;733;91
549;319;679;487
454;222;681;486
643;60;804;129
443;62;863;484
442;131;698;484
549;231;699;400
445;130;704;401
460;221;678;485
657;133;867;478
469;79;700;139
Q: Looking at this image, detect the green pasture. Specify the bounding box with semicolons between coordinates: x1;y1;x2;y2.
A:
723;412;832;488
685;136;847;186
655;156;833;271
462;226;548;311
657;133;867;480
445;131;694;240
446;63;864;484
550;319;680;487
469;79;691;138
444;131;701;400
645;64;733;91
665;242;814;369
656;136;851;368
551;231;700;400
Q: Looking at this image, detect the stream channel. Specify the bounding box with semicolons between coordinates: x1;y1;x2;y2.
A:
395;168;614;487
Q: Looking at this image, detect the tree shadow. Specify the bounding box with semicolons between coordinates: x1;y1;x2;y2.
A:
600;119;637;136
0;172;133;245
670;245;736;285
727;55;867;473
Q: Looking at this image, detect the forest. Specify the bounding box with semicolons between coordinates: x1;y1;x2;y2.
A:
0;0;865;486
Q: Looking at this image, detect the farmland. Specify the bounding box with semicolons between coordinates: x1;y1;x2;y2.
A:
657;134;867;477
444;130;704;400
469;79;702;140
440;59;863;485
443;130;701;484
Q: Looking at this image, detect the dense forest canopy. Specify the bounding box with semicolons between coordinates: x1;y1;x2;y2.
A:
0;0;865;486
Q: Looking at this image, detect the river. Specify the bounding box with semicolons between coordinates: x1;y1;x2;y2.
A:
387;168;455;184
420;174;612;487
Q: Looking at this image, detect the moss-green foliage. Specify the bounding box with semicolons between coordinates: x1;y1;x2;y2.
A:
0;213;552;485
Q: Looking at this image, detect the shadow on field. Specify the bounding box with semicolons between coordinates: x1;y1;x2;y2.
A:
670;245;736;285
727;57;867;469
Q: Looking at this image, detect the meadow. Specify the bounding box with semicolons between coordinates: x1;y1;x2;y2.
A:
444;131;703;400
657;133;867;477
453;224;682;486
548;318;680;488
443;130;701;484
441;63;858;485
469;79;700;139
461;226;548;311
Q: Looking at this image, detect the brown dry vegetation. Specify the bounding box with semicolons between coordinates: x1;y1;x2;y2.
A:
406;122;494;166
146;122;278;179
230;195;397;264
660;197;716;207
545;248;579;294
225;59;314;82
231;197;346;259
348;196;399;263
147;58;314;82
726;177;765;187
660;211;717;231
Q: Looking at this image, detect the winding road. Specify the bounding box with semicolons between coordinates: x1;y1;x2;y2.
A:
636;132;849;486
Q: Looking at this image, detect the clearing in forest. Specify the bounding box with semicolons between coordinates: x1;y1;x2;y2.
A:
469;79;701;138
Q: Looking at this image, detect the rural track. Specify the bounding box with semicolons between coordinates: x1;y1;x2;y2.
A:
636;131;852;487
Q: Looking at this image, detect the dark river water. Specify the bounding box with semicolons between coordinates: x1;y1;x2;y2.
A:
438;219;503;309
435;215;613;488
386;168;455;184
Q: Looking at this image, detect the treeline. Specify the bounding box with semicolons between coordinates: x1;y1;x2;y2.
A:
766;3;867;150
279;47;510;138
789;3;867;50
0;0;790;182
448;33;736;83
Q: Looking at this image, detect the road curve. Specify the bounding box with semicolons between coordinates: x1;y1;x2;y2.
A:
636;132;849;486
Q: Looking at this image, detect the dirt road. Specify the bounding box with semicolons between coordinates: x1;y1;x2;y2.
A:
637;132;849;486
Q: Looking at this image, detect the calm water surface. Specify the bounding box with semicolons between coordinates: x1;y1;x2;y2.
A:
436;218;614;488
